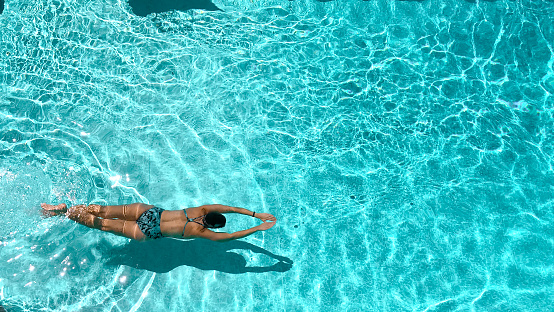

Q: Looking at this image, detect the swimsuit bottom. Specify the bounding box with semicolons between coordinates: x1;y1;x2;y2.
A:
136;207;165;239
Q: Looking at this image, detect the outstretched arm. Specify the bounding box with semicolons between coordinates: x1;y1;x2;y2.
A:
200;204;250;215
198;221;275;242
200;204;277;222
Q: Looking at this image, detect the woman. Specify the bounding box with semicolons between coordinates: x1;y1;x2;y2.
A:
41;203;276;241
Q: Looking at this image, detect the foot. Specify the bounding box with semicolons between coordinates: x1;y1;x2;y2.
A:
40;203;68;218
41;203;68;211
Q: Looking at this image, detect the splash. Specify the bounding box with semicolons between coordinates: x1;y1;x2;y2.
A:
0;162;51;238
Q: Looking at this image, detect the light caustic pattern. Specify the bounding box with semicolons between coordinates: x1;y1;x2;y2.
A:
0;0;554;311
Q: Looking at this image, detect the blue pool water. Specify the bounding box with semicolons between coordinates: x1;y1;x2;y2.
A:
1;0;554;311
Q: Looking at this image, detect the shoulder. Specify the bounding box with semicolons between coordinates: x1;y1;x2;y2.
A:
185;206;207;216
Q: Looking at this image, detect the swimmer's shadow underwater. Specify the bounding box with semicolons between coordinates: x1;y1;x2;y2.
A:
105;238;293;273
128;0;220;17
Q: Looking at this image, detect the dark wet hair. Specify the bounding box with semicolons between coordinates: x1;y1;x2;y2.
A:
204;212;226;228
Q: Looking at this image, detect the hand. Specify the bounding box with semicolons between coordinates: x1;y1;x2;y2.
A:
256;213;276;222
257;221;276;231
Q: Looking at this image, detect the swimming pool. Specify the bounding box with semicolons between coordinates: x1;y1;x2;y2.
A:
1;0;553;310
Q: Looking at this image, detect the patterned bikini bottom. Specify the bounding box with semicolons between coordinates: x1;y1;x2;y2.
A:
136;207;165;239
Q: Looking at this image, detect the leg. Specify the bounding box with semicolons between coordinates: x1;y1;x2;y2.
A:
65;205;102;229
88;203;154;221
98;219;148;241
66;205;148;241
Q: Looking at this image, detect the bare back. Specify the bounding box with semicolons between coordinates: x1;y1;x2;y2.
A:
159;206;210;239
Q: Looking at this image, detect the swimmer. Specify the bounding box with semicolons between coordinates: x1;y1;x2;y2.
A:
41;203;276;241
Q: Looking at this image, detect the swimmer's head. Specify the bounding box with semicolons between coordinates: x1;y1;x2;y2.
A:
204;212;226;228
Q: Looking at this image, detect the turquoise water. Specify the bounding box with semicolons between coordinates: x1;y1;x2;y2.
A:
1;0;554;310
